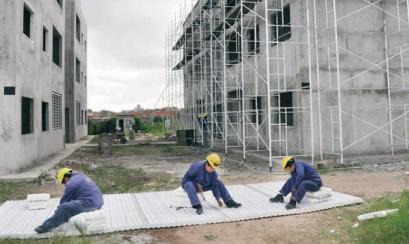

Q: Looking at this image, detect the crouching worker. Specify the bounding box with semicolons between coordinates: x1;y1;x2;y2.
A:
34;167;104;234
270;156;322;210
182;153;242;215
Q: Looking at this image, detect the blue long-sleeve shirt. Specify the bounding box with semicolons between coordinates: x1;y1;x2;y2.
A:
60;172;104;209
181;160;218;192
290;160;322;190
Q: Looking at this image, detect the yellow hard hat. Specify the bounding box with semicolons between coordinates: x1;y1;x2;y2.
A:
206;153;222;169
56;167;72;184
281;156;294;170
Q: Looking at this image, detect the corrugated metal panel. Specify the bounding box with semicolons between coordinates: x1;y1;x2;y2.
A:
0;182;363;239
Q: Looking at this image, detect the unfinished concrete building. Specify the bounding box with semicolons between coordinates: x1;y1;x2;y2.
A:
64;0;88;143
166;0;409;168
0;0;87;173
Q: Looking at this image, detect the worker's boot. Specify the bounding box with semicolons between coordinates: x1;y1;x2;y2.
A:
226;200;242;208
193;204;203;215
269;194;284;203
285;199;297;210
34;225;47;234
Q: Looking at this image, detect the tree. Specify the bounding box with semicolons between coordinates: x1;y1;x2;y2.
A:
153;116;163;123
134;117;142;131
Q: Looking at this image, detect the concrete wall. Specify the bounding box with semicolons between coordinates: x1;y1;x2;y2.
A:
64;0;87;143
0;0;65;172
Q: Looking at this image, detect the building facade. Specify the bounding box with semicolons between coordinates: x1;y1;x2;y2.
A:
168;0;409;166
0;0;87;173
64;0;87;143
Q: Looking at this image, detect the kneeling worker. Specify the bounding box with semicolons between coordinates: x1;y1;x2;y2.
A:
35;167;104;234
270;156;322;210
182;153;242;215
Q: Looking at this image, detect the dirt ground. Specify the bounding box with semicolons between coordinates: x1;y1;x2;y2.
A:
61;145;409;244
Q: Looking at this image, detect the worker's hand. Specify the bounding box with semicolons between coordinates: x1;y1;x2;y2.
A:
217;199;224;207
197;184;203;192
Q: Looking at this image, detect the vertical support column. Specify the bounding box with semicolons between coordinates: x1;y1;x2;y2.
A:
384;21;394;154
223;0;229;154
397;0;402;31
184;0;188;129
313;0;323;160
265;0;273;171
407;0;409;23
209;4;215;149
332;0;344;163
254;9;260;151
240;0;246;160
191;9;197;139
306;0;315;163
401;47;405;88
199;1;204;146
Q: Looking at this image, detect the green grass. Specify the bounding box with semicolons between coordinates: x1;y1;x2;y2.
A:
0;235;91;244
112;144;194;157
331;191;409;244
0;181;36;203
351;191;409;244
58;163;179;194
78;163;147;193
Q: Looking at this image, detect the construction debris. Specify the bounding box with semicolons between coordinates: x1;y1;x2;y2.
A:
357;209;398;221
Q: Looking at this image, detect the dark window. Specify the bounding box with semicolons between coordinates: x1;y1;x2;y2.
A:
23;4;33;38
227;90;242;123
76;15;81;42
247;25;260;54
52;92;62;129
227;33;241;65
55;0;63;8
301;81;310;90
119;119;124;131
76;101;81;125
251;97;262;124
271;5;291;44
42;27;48;52
42;102;49;131
52;27;62;67
22;97;33;135
275;92;293;126
80;109;84;125
4;87;15;95
84;110;87;124
76;58;81;82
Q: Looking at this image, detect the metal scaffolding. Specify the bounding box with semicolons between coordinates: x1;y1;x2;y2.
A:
165;0;409;171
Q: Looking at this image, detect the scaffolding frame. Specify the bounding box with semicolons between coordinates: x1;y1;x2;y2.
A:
165;0;409;171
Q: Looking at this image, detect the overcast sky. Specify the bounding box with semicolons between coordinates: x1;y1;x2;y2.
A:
81;0;184;112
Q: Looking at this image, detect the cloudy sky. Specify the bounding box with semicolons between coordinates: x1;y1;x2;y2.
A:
81;0;185;112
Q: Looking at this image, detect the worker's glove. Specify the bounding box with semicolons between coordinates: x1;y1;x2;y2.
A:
217;199;224;207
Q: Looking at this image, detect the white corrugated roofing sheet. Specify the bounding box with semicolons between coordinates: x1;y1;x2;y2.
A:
0;182;363;239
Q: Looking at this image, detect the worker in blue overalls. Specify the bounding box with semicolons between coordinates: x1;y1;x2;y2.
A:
34;168;103;234
269;156;323;210
182;153;242;215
